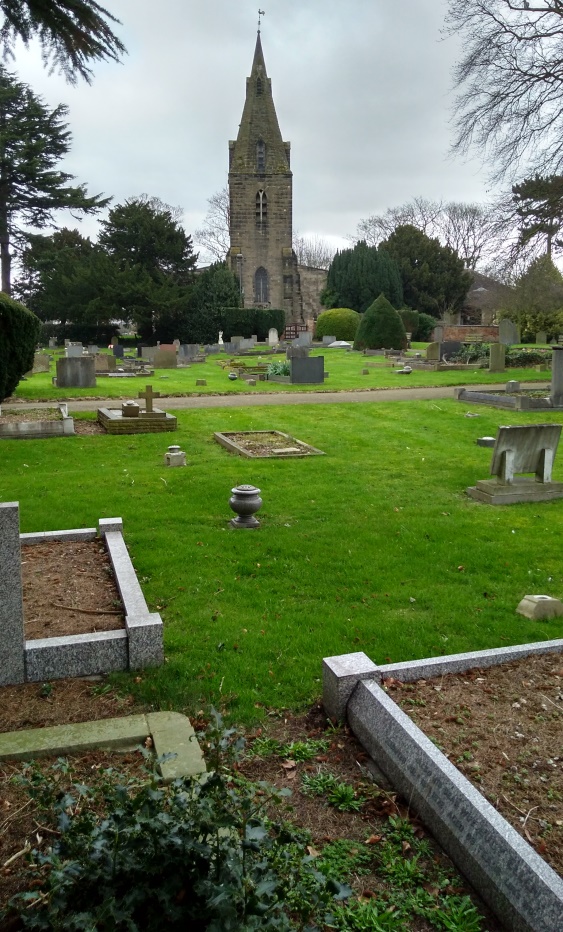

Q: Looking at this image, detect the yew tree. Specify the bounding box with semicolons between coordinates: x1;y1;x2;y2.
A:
0;67;109;294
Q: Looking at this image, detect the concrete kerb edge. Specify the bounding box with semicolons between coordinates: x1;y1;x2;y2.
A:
0;712;206;785
323;640;563;932
18;517;163;680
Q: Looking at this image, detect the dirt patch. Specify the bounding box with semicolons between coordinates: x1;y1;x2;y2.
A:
0;746;149;908
384;652;563;877
22;541;124;639
0;409;61;423
72;418;105;435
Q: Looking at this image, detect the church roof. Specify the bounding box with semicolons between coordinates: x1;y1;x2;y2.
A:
229;33;290;175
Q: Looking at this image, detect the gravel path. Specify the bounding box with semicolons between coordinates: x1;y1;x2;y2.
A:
1;382;549;413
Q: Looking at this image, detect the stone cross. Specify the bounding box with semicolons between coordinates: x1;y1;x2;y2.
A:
138;385;160;414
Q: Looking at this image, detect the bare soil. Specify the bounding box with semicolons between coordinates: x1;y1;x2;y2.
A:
22;541;125;639
385;652;563;877
225;430;318;456
0;409;61;423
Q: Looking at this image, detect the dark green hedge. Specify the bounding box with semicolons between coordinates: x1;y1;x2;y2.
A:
39;323;116;346
0;294;41;401
219;307;286;342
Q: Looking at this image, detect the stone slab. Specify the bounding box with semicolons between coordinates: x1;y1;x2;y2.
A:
516;595;563;621
147;712;206;783
0;503;25;686
467;478;563;505
24;629;128;681
20;528;97;545
126;613;164;669
323;652;378;721
0;714;149;760
104;530;151;618
98;408;177;434
348;679;563;932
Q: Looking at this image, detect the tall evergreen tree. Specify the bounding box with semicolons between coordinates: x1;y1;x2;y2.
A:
354;293;407;350
512;175;563;259
379;225;472;318
99;196;197;341
322;241;403;312
0;67;109;294
0;0;125;83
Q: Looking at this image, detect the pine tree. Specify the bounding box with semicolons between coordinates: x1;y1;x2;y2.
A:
0;0;125;84
0;67;109;294
354;293;407;351
512;175;563;258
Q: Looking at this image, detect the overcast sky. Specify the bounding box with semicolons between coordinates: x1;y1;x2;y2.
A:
10;0;492;261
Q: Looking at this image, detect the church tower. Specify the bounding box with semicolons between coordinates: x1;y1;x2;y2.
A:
228;31;302;322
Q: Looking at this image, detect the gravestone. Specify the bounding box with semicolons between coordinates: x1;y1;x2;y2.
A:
536;331;547;344
296;331;313;346
467;424;563;504
95;354;116;373
56;356;96;388
154;348;177;368
322;335;337;345
141;346;157;363
426;342;441;362
87;345;99;356
440;341;463;358
290;356;324;384
489;343;506;373
286;345;310;359
499;319;519;345
113;345;124;358
32;353;50;373
173;339;180;349
268;328;279;346
230;336;243;351
432;325;444;343
0;502;25;685
550;346;563;406
48;337;57;349
66;343;84;358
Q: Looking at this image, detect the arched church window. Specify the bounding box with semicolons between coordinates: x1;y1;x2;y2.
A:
256;140;266;173
255;189;267;225
254;267;269;304
256;77;263;95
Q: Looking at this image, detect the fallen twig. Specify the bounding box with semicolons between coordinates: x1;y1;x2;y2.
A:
0;799;32;835
2;842;31;868
540;693;562;713
54;603;122;616
522;806;539;828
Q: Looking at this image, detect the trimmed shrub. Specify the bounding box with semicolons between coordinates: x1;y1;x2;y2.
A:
315;307;360;342
415;312;438;342
0;294;41;401
354;293;407;351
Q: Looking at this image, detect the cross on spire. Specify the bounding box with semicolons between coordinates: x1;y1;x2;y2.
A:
258;9;265;31
138;384;160;414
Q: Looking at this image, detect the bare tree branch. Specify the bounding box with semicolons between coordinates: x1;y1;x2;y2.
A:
445;0;563;180
194;185;230;263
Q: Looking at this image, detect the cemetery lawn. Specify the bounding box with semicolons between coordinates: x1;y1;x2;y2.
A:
10;348;550;400
1;399;563;725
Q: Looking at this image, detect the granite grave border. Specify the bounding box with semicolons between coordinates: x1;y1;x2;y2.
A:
323;639;563;932
214;429;326;458
0;504;163;685
0;403;74;440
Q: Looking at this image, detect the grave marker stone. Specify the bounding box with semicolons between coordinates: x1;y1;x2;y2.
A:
467;424;563;504
536;331;547;344
32;353;50;373
154;347;177;368
268;328;279;346
489;343;506;373
499;319;519;345
290;356;324;384
0;502;25;685
66;343;84;358
550;346;563;406
322;335;337;345
56;356;96;388
426;342;441;362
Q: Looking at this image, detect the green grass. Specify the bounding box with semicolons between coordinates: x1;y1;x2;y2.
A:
1;399;563;722
12;347;550;401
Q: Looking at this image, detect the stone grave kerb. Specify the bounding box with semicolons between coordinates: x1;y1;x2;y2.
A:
490;424;561;483
138;384;161;414
0;502;25;685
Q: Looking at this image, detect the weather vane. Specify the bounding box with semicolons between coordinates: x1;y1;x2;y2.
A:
258;9;265;31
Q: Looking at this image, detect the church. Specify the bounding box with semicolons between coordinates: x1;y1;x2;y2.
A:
227;30;325;326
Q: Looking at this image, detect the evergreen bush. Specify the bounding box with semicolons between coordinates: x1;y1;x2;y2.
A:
0;293;41;401
354;293;407;351
315;307;360;342
415;313;438;342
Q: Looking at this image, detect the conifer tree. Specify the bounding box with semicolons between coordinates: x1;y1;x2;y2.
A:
0;67;109;294
354;293;407;351
322;241;403;312
0;0;125;83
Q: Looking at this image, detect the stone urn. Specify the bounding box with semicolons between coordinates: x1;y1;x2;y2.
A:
229;484;262;529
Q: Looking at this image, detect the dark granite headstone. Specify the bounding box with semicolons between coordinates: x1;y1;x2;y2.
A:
290;356;324;384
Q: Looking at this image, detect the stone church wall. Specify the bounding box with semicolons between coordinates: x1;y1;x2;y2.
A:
298;266;327;323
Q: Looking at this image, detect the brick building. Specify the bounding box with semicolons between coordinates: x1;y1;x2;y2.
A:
228;32;304;324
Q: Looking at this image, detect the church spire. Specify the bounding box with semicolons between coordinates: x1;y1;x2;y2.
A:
229;30;290;175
